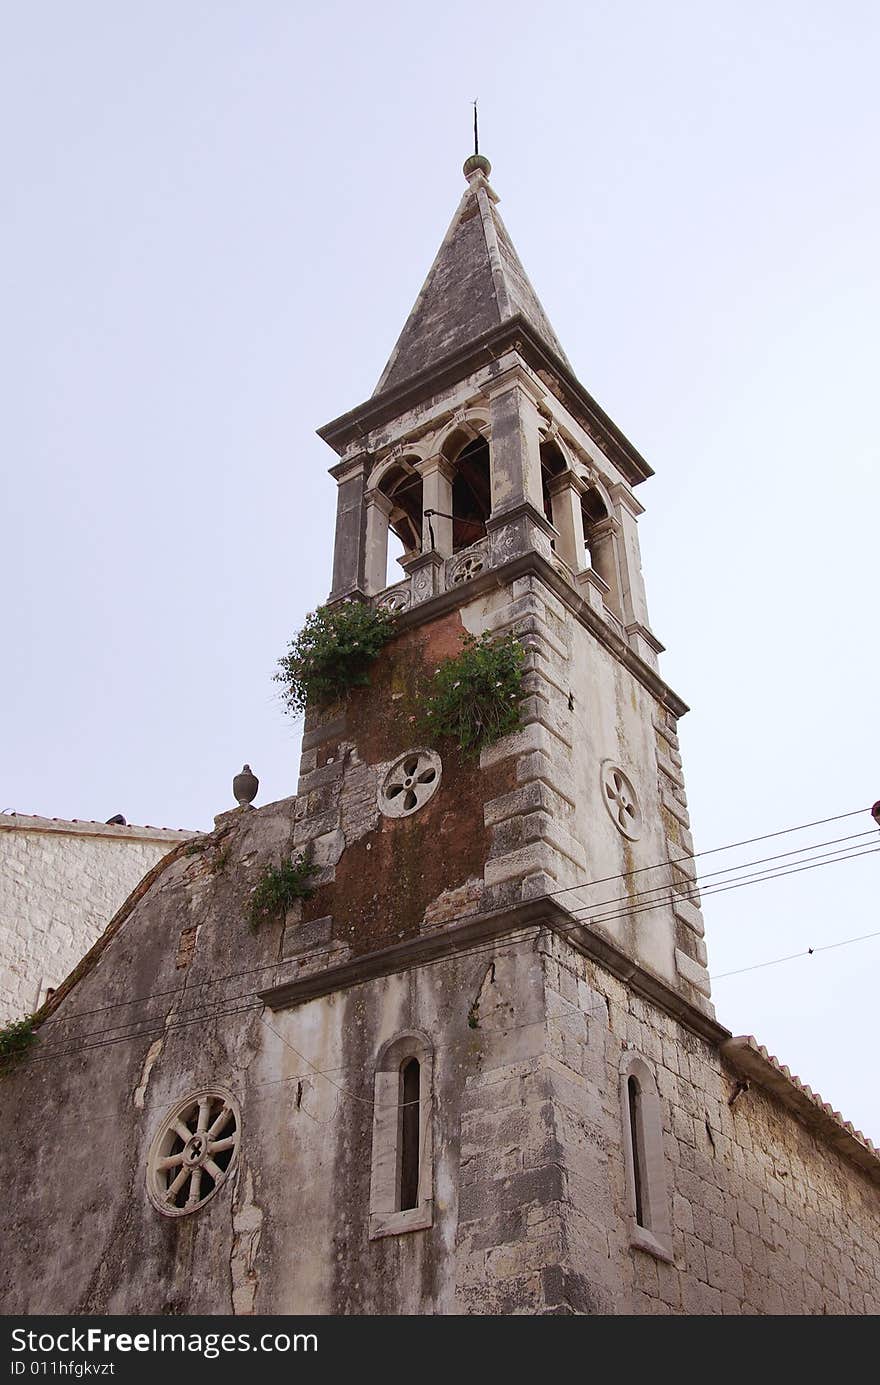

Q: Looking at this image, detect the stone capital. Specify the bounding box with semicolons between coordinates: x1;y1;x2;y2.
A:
546;470;588;500
485;356;546;407
329;450;372;483
590;514;623;540
415;453;457;484
609;482;645;518
364;488;395;518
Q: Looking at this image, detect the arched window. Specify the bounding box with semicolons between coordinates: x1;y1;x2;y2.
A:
540;440;567;528
364;460;423;595
369;1032;433;1238
446;434;491;552
399;1057;421;1211
620;1053;672;1261
581;485;623;617
378;463;423;557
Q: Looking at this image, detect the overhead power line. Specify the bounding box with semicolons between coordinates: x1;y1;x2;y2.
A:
36;804;876;1034
20;838;880;1070
711;928;880;981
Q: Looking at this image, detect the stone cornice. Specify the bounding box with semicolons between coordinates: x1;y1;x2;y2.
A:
318;317;654;489
258;897;729;1047
389;549;689;719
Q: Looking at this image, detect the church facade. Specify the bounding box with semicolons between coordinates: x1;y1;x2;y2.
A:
0;154;877;1315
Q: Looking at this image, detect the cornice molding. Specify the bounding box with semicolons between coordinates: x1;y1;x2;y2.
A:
259;896;728;1047
318;317;653;489
388;549;688;719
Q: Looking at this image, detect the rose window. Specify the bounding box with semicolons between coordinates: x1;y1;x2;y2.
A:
147;1090;240;1217
378;588;411;613
378;749;442;818
450;552;485;585
600;762;642;841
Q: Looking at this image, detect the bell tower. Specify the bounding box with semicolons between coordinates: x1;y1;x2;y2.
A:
310;152;712;1015
258;150;723;1314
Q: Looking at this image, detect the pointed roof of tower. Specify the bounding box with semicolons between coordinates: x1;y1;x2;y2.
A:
374;155;571;396
321;155;652;488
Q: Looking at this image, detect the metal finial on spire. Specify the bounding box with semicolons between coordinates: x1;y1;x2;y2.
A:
463;100;491;181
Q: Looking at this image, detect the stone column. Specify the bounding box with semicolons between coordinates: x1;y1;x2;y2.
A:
588;516;625;618
416;455;456;557
486;359;545;518
329;455;369;601
610;483;650;628
546;471;588;574
363;489;394;595
609;483;664;668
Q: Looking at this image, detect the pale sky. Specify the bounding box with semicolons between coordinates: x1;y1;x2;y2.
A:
2;3;878;1140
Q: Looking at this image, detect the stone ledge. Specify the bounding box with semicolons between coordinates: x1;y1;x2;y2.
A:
388;550;689;719
259;897;730;1048
318;315;654;489
721;1035;880;1185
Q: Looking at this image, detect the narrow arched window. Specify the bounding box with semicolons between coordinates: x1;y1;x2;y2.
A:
620;1054;672;1261
369;1033;433;1238
627;1074;646;1227
399;1057;421;1211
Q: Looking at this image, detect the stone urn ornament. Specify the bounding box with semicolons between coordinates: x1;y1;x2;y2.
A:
233;764;259;808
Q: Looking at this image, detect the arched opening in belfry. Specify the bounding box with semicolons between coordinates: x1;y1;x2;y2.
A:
378;463;423;585
540;440;567;529
448;435;491;552
581;485;622;616
581;485;607;565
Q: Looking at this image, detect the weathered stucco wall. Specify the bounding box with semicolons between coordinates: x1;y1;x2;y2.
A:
0;816;193;1023
0;796;876;1316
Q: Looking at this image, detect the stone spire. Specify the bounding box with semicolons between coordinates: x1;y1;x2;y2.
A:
373;154;571;397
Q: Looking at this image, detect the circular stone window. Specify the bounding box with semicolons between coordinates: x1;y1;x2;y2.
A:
378;749;442;818
600;761;642;841
147;1089;240;1217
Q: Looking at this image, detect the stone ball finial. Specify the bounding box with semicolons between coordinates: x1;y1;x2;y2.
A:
463;153;491;181
233;764;259;808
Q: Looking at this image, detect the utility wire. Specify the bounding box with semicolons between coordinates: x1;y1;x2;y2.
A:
551;830;876;923
25;838;880;1055
25;914;880;1124
21;842;880;1069
36;805;875;1032
577;842;880;932
711;928;880;981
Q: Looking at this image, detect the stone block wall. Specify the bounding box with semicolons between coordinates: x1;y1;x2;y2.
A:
0;814;194;1022
539;931;880;1314
0;794;876;1315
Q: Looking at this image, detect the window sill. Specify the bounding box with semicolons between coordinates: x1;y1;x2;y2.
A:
629;1225;674;1264
369;1202;433;1240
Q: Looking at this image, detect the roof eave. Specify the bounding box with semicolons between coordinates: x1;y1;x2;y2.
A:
317;316;653;488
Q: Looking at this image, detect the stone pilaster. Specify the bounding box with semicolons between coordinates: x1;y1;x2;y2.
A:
363;489;394;595
328;455;370;601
